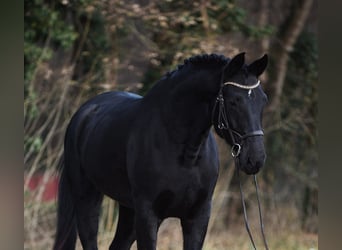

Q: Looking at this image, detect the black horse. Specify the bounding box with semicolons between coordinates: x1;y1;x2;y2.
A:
53;52;268;250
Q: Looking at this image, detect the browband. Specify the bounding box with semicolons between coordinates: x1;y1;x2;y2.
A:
223;80;260;89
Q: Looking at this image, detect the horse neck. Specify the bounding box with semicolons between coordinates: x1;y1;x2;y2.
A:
157;68;221;146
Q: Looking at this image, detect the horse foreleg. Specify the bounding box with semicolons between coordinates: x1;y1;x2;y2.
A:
134;202;160;250
181;202;211;250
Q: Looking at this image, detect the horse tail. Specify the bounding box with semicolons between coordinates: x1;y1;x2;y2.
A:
54;104;97;249
53;128;79;250
53;162;77;250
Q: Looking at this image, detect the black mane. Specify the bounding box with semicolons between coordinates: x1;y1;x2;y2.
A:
165;53;229;78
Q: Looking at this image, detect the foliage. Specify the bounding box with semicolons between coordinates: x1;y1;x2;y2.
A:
106;0;274;94
265;30;318;231
24;0;78;84
267;31;318;172
24;0;110;165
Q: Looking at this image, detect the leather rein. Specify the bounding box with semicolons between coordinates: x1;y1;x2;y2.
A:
213;67;270;250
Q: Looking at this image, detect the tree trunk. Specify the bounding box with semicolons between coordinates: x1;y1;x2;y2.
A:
266;0;314;114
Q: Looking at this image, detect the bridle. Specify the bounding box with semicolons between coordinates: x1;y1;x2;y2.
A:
215;79;264;158
213;66;270;250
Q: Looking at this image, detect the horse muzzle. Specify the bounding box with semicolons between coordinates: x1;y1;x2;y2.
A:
240;154;266;175
233;135;266;175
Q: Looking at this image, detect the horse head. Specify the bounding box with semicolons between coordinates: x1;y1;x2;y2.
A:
213;52;268;175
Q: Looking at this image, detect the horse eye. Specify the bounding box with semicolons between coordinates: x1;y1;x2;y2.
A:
229;96;242;107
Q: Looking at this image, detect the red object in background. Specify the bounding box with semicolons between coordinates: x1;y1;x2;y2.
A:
25;174;59;202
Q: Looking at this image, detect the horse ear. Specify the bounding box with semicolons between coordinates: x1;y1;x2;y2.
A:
248;54;268;77
225;52;245;76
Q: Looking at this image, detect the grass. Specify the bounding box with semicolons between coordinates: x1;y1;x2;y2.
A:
25;205;318;250
94;217;317;250
24;174;318;250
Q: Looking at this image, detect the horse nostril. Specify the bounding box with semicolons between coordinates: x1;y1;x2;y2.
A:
247;157;264;169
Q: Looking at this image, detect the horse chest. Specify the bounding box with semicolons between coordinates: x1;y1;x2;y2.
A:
149;167;217;218
152;179;210;218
